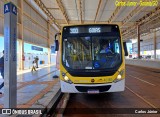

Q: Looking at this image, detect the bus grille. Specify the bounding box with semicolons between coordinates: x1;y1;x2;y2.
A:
75;85;111;92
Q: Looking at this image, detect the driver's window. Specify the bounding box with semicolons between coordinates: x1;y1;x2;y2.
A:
114;40;120;54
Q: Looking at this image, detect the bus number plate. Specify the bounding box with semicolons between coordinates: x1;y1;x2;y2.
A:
87;90;99;94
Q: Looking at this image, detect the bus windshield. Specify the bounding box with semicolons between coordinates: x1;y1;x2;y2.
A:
62;25;122;70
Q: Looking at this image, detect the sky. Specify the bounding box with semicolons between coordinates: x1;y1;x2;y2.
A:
0;36;4;52
0;36;48;54
126;43;132;54
24;42;48;54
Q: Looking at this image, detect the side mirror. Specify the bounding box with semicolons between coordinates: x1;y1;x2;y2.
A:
55;40;59;51
54;33;61;51
123;42;128;56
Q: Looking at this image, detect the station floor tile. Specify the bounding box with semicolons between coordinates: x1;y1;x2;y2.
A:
0;65;60;108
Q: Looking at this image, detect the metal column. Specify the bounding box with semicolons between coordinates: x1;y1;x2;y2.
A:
154;31;157;59
137;25;140;59
4;2;17;108
19;0;24;70
48;22;51;65
19;40;24;70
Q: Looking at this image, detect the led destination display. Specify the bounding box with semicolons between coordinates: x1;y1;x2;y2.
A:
63;25;119;35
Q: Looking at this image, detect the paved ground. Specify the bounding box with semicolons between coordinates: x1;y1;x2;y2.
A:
63;65;160;117
0;65;60;108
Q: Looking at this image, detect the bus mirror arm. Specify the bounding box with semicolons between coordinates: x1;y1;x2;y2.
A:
55;33;61;51
123;42;128;56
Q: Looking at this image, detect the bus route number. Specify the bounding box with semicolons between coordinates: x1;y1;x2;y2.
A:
70;28;78;34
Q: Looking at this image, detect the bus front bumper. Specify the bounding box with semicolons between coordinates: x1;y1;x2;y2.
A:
60;79;125;93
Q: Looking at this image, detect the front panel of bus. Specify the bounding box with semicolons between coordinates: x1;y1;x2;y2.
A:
59;24;125;93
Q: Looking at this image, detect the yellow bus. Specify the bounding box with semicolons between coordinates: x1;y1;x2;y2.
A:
55;24;128;93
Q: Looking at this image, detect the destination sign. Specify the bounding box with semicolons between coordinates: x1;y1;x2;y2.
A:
63;25;119;35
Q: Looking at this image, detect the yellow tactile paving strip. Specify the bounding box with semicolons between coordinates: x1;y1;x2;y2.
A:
0;69;59;108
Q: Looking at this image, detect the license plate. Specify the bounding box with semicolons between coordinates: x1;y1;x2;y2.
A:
87;90;99;94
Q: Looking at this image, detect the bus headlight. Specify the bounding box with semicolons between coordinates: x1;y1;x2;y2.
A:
61;72;73;84
114;69;124;83
117;74;122;80
64;76;69;81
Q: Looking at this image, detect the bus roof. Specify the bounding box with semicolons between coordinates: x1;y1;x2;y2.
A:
62;23;120;29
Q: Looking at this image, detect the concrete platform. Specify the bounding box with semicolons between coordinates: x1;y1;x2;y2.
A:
0;65;60;109
125;59;160;69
